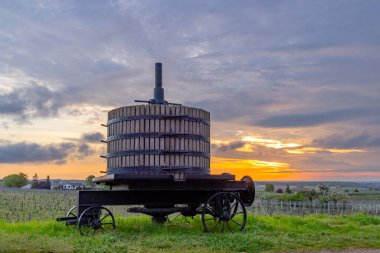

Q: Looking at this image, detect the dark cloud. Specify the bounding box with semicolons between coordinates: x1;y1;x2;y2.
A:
0;142;75;163
213;141;245;152
77;143;95;159
80;132;105;143
253;108;379;128
0;1;380;179
0;83;64;123
312;133;380;149
0;141;95;164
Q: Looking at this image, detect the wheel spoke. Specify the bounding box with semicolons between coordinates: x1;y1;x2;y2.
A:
212;220;221;232
169;213;181;223
216;198;223;212
229;202;238;214
101;222;114;225
97;209;102;220
230;219;242;227
100;212;110;222
226;221;233;233
205;206;215;215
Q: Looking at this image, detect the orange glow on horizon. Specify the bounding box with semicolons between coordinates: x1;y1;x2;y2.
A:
210;156;300;181
0;156;105;180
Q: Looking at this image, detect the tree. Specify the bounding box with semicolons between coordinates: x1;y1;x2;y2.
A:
32;173;38;189
86;175;95;189
298;189;318;201
265;184;274;192
285;185;291;194
354;188;359;192
3;173;28;188
318;184;329;196
46;175;51;189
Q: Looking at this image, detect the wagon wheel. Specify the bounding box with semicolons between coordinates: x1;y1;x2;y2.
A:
202;192;247;233
240;176;255;206
65;206;77;227
78;206;115;236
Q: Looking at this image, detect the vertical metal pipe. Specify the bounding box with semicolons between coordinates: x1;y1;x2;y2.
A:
154;62;164;103
155;63;162;88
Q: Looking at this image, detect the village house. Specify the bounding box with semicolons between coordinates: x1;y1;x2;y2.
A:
62;183;84;190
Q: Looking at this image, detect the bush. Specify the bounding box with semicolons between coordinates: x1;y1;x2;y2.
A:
278;192;307;202
3;173;28;188
265;184;274;192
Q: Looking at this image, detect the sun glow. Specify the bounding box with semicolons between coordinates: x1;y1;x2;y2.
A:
286;147;366;154
242;136;301;149
210;157;300;180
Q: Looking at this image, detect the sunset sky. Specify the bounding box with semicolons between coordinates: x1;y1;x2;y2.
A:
1;0;380;181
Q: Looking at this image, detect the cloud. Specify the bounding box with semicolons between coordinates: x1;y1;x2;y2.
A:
312;133;380;149
0;142;75;163
253;108;379;128
77;143;95;159
213;141;245;152
1;1;380;179
80;132;105;143
0;141;95;164
0;83;64;123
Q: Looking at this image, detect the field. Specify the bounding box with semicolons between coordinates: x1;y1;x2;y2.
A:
0;189;380;252
1;188;380;222
1;214;380;253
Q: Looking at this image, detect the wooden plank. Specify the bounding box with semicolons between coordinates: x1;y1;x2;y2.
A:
170;137;175;152
155;155;159;166
126;138;130;151
136;119;140;133
159;153;165;166
135;138;139;151
165;118;170;133
150;118;154;132
127;119;131;134
131;138;135;150
135;105;140;116
155;119;159;133
154;137;159;150
131;120;135;134
148;154;153;166
170;154;174;167
139;119;144;133
145;119;149;133
150;137;154;150
180;137;184;151
184;138;188;151
170;118;175;133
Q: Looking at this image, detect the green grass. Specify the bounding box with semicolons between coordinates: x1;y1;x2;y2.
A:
0;214;379;253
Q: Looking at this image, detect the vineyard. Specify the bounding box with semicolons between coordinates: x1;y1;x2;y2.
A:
1;188;380;222
0;188;379;252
